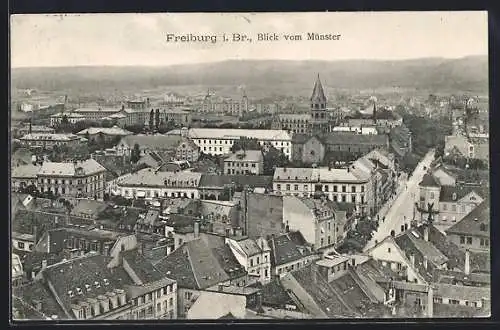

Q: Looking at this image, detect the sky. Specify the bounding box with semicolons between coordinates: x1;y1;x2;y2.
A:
10;12;488;68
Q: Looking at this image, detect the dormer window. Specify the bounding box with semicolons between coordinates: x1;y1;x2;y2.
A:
76;287;83;295
480;223;487;231
94;281;101;289
103;279;110;286
85;284;91;292
68;290;74;297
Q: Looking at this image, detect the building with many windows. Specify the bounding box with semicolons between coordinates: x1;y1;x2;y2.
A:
187;128;292;159
36;159;107;200
224;150;264;175
19;133;82;149
225;237;272;284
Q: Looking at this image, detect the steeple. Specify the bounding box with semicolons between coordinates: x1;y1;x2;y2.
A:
311;74;327;104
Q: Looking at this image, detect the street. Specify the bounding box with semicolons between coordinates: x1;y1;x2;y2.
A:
364;149;436;251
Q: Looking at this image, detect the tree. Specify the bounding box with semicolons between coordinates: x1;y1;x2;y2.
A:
231;137;261;153
131;143;141;163
263;146;289;175
155;109;160;130
125;124;145;134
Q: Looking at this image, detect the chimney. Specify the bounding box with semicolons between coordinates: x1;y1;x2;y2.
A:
121;105;125;111
423;225;429;242
423;256;428;270
465;249;470;275
194;220;200;238
427;285;434;318
218;284;224;292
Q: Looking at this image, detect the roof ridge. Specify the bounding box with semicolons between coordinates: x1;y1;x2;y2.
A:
185;243;202;289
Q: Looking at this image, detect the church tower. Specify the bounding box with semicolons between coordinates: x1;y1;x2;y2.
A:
310;74;329;134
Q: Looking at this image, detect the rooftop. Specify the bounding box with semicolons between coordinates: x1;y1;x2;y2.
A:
268;232;314;267
38;159;106;177
20;133;80;141
419;173;440;187
188;128;292;141
119;134;182;150
76;126;133;136
225;150;263;163
118;168;202;188
11;163;41;179
446;201;490;238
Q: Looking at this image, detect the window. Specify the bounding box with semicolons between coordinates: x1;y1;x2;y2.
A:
460;236;465;244
333;195;338;202
466;237;472;245
324;185;329;192
361;186;365;193
157;303;161;313
294;184;298;191
18;242;25;249
250;259;254;267
452;204;457;212
333;185;338;192
276;184;281;191
185;291;192;300
169;297;174;307
304;185;308;191
341;195;346;202
286;184;290;191
342;186;346;193
443;204;448;211
351;195;356;203
461;205;466;213
351;186;356;193
450;299;459;305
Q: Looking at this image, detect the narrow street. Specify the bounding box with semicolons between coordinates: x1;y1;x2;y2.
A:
364;149;435;251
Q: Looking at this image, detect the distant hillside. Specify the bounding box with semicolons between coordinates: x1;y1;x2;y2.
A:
11;56;488;94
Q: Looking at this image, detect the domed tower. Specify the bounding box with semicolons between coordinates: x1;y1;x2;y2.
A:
310;74;329;134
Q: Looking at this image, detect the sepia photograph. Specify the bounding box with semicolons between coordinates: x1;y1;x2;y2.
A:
9;11;490;321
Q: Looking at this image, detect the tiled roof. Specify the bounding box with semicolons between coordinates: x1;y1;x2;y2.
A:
419;173;440;187
258;279;295;307
439;186;484;202
278;113;311;121
435;283;490;302
268;233;314;267
118;168;202;188
289;265;357;318
236;238;263;256
42;254;134;315
356;259;405;283
274;167;370;183
38;159;106;176
12;281;67;320
154;237;245;290
20;133;80;141
70;199;108;218
121;249;165;284
76;126;133;136
432;269;490;286
119;135;182;150
225;150;263;163
273;167;314;181
188;128;292;141
446;201;490;237
291;133;313;144
11;164;41;179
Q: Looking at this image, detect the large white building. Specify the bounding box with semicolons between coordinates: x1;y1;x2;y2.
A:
186;128;293;159
225;237;271;284
273;165;375;215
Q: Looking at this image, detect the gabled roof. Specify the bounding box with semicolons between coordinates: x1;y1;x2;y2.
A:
419;173;440;187
41;254;134;316
119;134;182;150
439;185;484;203
154;238;245;290
11;163;41;179
268;232;314;267
38;159;106;177
121;249;166;284
76;126;133;136
446;201;490;238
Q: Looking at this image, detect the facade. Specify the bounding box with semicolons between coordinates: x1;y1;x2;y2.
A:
175;137;200;162
435;187;485;228
12;231;36;253
282;196;340;250
271;113;311;134
117;168;202;200
19;133;81;149
273;164;375;215
224;150;264;175
267;233;319;277
201;90;249;117
445;201;490;253
36;159;107;199
50;112;86;127
187;128;293;160
17;253;178;320
11;163;41;191
15;124;55;137
226;237;272;284
445;135;489;161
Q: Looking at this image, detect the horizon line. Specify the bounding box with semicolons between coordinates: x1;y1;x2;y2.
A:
11;54;488;70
